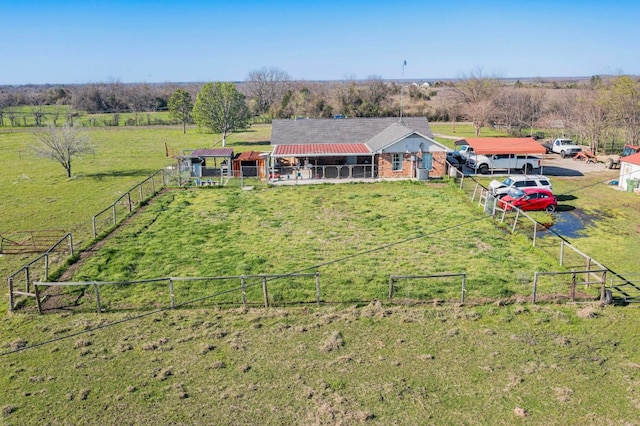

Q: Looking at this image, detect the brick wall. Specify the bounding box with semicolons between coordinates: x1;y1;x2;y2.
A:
377;152;447;178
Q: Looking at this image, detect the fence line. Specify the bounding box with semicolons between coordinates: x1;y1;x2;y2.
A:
388;273;467;303
6;170;170;312
532;269;608;303
33;273;320;314
92;169;168;238
7;233;74;312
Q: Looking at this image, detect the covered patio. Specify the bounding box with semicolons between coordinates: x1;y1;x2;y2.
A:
270;143;377;181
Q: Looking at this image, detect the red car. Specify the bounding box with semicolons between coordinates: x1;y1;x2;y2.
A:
498;188;557;212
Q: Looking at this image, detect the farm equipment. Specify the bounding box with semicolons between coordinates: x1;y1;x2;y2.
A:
602;143;640;169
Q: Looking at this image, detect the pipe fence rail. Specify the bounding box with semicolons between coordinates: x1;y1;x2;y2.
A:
32;273;321;314
7;233;74;312
92;169;168;238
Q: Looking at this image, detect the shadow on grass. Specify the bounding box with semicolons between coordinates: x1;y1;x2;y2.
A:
556;194;578;202
556;205;576;212
233;140;271;147
83;169;158;180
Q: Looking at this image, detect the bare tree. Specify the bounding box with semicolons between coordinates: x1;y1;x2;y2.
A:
493;88;545;136
245;67;292;115
450;70;501;136
32;125;94;177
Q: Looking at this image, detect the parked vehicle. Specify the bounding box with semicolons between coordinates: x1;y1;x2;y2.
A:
457;145;475;162
467;153;541;174
498;188;558;212
544;138;583;158
601;143;640;169
488;175;552;198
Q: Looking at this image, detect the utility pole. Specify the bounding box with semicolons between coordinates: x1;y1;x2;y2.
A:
400;60;407;122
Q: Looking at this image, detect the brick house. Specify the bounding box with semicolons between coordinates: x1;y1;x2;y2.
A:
270;117;448;181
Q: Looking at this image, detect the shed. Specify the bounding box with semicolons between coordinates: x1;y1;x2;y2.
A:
618;152;640;192
176;148;234;179
232;151;268;179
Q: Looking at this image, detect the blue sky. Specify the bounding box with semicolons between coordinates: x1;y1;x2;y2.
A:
1;0;638;85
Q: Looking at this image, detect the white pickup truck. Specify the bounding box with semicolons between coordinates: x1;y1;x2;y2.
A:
546;138;582;158
467;153;541;174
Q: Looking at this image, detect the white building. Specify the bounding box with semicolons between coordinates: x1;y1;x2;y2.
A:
618;152;640;192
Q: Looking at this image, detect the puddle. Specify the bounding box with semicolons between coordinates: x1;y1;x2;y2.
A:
545;209;596;238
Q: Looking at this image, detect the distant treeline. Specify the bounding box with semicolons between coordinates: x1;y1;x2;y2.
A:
2;71;640;155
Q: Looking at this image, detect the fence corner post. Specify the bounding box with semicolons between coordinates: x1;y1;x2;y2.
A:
532;272;539;303
388;276;394;300
315;272;320;305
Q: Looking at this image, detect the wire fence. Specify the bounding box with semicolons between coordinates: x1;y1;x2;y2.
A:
451;166;639;303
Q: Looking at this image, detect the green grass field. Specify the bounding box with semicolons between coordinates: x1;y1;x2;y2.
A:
2;122;640;424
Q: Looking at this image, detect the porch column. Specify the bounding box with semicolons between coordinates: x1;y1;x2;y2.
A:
371;154;375;178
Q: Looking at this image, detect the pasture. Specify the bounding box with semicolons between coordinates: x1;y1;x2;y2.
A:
2;122;640;424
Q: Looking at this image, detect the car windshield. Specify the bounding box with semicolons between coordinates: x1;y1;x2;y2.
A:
560;140;573;145
502;177;514;186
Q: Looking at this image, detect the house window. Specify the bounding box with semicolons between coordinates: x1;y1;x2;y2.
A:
392;153;402;171
421;153;433;170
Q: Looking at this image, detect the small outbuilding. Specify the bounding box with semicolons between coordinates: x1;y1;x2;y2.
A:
232;151;269;179
618;152;640;192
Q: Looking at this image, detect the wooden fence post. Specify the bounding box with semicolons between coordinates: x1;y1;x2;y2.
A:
68;233;74;257
560;241;565;266
25;267;31;294
512;209;520;234
571;270;577;302
461;273;466;304
8;277;14;312
93;215;98;238
241;275;247;308
112;205;117;228
315;272;320;305
262;275;269;308
532;222;537;247
388;276;394;299
585;257;592;285
600;270;607;302
94;283;102;313
532;272;538;303
169;278;175;308
34;282;43;314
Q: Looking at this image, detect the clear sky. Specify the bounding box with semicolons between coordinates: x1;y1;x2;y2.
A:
1;0;638;85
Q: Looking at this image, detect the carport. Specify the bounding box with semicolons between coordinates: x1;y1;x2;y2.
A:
456;137;547;174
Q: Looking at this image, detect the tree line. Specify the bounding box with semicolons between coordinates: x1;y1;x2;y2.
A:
2;68;640;154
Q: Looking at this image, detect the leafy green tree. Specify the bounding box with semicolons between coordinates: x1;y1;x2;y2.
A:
193;82;249;147
168;89;193;134
32;125;94;178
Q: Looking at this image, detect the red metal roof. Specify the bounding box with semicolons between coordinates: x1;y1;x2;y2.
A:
236;151;265;161
622;152;640;166
273;143;371;156
456;138;546;155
